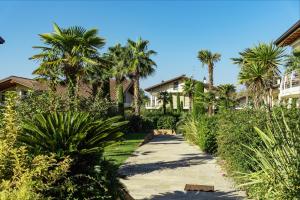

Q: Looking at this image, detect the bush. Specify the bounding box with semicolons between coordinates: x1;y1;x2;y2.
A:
216;109;266;174
157;115;177;130
126;115;155;132
180;114;218;154
239;111;300;199
197;115;218;154
0;91;72;200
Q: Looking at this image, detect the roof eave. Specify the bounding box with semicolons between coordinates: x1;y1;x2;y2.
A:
275;20;300;46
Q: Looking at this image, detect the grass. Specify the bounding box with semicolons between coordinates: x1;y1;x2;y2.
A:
104;132;148;166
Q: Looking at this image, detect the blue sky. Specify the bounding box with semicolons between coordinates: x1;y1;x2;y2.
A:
0;0;299;90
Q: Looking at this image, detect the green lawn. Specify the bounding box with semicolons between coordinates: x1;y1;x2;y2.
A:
104;132;147;166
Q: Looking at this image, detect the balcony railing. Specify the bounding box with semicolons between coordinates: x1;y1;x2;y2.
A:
280;71;300;98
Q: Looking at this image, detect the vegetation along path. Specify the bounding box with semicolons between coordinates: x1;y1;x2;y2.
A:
119;135;247;200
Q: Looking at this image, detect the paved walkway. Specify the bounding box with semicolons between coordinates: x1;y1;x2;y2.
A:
119;135;247;200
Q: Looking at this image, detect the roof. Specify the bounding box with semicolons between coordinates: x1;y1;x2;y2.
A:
0;76;48;91
275;20;300;46
144;74;213;92
109;79;133;101
0;76;132;101
144;74;187;91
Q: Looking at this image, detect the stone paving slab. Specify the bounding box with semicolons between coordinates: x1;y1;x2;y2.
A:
119;135;247;200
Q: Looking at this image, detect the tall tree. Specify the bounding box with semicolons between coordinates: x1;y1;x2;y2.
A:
31;23;105;109
127;38;157;116
192;81;205;117
197;50;221;115
30;49;61;111
232;43;285;109
157;91;170;114
183;77;195;111
85;63;111;99
105;44;129;115
217;84;236;110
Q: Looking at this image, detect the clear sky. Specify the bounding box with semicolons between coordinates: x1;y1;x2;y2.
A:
0;0;299;90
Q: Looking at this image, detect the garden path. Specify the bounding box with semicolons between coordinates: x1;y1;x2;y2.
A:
119;134;247;200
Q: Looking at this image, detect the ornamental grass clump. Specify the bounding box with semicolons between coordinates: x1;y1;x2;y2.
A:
239;111;300;199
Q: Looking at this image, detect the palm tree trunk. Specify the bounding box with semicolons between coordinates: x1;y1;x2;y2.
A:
208;64;214;90
49;78;57;112
208;64;214;115
133;75;140;116
189;95;192;111
66;74;77;110
117;82;124;116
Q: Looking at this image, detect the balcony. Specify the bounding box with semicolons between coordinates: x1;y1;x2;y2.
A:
279;71;300;99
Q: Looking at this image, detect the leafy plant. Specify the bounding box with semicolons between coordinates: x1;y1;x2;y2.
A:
20;112;127;174
0;91;71;200
198;50;221;115
157;115;177;130
239;111;300;199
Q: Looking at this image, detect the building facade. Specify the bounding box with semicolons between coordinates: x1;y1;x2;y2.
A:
0;76;134;107
144;75;209;110
275;20;300;105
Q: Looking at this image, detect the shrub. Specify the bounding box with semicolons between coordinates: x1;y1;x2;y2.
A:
0;91;72;200
197;115;218;154
157;115;177;130
126;114;154;132
216;109;266;174
239;111;300;199
20;112;127;174
180;114;218;154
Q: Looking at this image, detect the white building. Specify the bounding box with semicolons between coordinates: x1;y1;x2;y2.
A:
275;20;300;105
144;75;210;110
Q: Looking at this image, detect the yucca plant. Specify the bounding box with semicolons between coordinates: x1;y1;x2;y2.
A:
239;111;300;199
20;112;127;174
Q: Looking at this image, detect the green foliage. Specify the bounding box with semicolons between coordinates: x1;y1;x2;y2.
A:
16;91;67;120
176;93;182;113
233;43;285;108
180;114;217;154
117;84;124;116
78;95;115;119
216;109;266;174
157;91;170;114
239;111;300;199
0;91;71;200
157;115;177;130
20;112;127;173
192;82;205;117
217;84;236;111
169;94;174;111
31;23;106;108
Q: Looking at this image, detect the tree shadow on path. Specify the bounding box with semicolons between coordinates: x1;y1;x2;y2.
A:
148;190;245;200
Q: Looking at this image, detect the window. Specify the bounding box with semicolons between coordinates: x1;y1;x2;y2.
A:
173;81;179;90
21;90;28;99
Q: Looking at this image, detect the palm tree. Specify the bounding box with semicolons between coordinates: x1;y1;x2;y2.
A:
183;77;195;111
31;23;105;108
30;48;62;111
157;91;170;114
85;63;111;99
197;50;221;115
238;64;268;108
127;38;157;116
285;55;300;74
105;44;130;115
233;43;285;108
217;84;236;110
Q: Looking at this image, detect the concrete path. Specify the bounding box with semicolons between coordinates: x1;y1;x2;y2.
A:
119;135;247;200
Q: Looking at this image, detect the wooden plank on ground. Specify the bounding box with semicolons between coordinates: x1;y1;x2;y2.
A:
184;184;214;192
